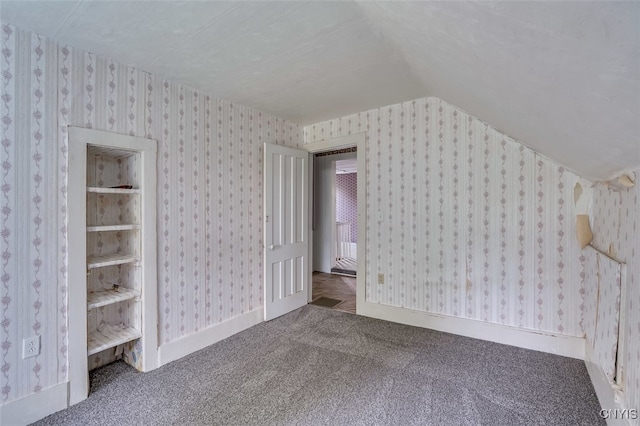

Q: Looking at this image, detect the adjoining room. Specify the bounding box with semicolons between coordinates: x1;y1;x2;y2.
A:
311;149;358;314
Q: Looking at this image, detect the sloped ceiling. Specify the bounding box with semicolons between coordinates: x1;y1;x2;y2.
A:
357;1;640;180
0;1;638;180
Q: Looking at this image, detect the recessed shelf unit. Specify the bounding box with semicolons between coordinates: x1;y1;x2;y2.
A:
69;127;157;405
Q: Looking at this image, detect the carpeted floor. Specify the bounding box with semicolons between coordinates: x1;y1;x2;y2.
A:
35;306;604;425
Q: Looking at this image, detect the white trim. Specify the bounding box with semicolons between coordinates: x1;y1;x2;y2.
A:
358;301;585;359
615;264;627;389
302;134;363;154
312;151;355;273
138;131;159;374
0;310;264;425
584;342;631;425
330;160;337;270
158;309;264;366
355;134;366;312
68;127;158;405
307;153;314;302
67;130;89;405
0;382;68;426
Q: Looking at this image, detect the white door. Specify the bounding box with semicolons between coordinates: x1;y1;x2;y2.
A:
264;143;309;320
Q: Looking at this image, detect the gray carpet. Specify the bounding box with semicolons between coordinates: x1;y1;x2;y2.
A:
35;305;604;425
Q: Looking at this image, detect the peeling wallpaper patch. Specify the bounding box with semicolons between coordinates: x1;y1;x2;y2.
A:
591;172;640;419
0;23;302;404
582;248;622;384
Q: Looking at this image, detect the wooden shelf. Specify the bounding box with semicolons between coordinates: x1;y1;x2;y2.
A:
87;224;141;232
87;325;141;355
87;253;138;269
87;186;140;194
87;287;140;309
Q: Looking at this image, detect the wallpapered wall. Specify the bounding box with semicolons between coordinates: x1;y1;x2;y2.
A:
305;97;585;337
582;246;622;384
336;173;357;243
0;23;302;404
590;172;639;418
4;18;636;414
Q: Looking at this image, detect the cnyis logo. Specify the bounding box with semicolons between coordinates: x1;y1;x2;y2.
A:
599;408;639;420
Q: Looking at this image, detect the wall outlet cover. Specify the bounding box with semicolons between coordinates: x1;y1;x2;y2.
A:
23;335;40;359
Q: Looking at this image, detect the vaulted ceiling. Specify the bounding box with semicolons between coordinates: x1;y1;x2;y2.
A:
1;1;638;180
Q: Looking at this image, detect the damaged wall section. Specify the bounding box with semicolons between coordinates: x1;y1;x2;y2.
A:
589;168;639;416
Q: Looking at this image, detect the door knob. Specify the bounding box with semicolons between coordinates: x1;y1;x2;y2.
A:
269;244;275;250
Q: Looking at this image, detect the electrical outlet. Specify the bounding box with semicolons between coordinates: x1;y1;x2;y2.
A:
22;335;40;359
377;273;384;285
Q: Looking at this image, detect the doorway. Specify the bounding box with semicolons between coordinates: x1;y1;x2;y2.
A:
264;133;365;320
310;148;357;314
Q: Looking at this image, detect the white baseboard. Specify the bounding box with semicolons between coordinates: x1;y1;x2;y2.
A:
0;382;68;426
584;342;632;426
158;308;264;366
0;310;265;425
357;301;585;359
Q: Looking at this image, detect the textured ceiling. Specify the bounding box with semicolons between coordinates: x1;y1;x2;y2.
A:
0;1;424;126
0;1;638;180
357;1;640;180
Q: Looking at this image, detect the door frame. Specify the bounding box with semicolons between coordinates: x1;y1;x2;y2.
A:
301;133;366;313
313;151;355;274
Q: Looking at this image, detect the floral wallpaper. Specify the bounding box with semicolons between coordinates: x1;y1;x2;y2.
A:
0;23;302;404
2;18;637;417
591;172;639;419
336;173;357;243
305;98;585;337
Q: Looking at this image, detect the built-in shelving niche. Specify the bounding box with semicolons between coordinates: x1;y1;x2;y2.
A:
69;127;157;405
85;145;143;371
